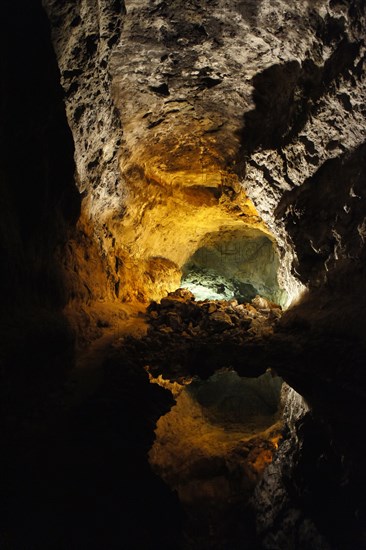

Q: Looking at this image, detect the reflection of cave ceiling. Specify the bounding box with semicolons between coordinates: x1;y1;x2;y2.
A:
149;371;283;508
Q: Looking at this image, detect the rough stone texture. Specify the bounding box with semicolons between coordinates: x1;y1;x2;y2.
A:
149;370;282;549
42;0;126;306
107;0;365;304
43;0;366;308
253;384;366;549
252;386;322;550
42;0;125;216
142;289;283;380
182;228;283;304
0;5;182;549
278;142;366;291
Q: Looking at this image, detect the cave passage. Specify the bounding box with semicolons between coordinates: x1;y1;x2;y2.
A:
180;228;285;306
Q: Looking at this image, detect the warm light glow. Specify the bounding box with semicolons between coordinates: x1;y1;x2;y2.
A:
110;156;281;304
271;434;282;450
251;449;274;473
145;366;192;397
148;370;283;511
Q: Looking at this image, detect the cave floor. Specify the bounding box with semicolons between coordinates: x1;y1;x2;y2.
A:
1;290;286;549
3;288;366;548
69;290;284;548
65;304;148;409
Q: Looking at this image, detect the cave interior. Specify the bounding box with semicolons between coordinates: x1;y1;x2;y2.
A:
1;0;366;549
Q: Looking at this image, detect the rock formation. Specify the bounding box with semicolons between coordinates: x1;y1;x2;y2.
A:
43;0;366;312
1;0;366;547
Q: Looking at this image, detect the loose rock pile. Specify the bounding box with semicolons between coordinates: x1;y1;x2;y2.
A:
147;288;282;339
113;289;283;381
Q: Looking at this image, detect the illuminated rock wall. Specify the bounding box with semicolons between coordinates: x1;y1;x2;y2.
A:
182;228;283;303
42;0;126;311
113;0;365;304
42;0;366;450
43;0;366;311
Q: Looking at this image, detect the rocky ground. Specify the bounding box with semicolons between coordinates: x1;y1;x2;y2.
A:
104;287;366;550
0;289;285;549
2;285;366;549
101;289;285;548
114;288;283;382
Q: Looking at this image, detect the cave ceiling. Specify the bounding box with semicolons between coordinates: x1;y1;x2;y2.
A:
42;0;366;305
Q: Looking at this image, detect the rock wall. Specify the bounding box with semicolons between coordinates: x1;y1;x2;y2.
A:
108;0;364;305
35;1;366;544
43;0;125;216
259;127;366;549
240;0;366;302
42;0;126;307
0;0;366;550
42;0;366;309
254;384;366;549
182;228;283;304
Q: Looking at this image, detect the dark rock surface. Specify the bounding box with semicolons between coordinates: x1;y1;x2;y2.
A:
140;289;283;380
253;385;366;550
43;0;125;211
0;0;80;313
1;352;182;549
0;0;80;414
0;3;181;549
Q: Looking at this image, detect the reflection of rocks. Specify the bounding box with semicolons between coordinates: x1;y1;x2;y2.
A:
190;370;282;425
252;386;333;550
103;290;285;548
140;289;282;380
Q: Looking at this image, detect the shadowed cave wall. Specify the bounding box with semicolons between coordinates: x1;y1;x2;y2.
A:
1;0;366;548
0;0;80;396
0;2;181;548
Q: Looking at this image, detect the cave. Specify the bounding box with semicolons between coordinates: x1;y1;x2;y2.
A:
1;0;366;549
180;227;284;305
